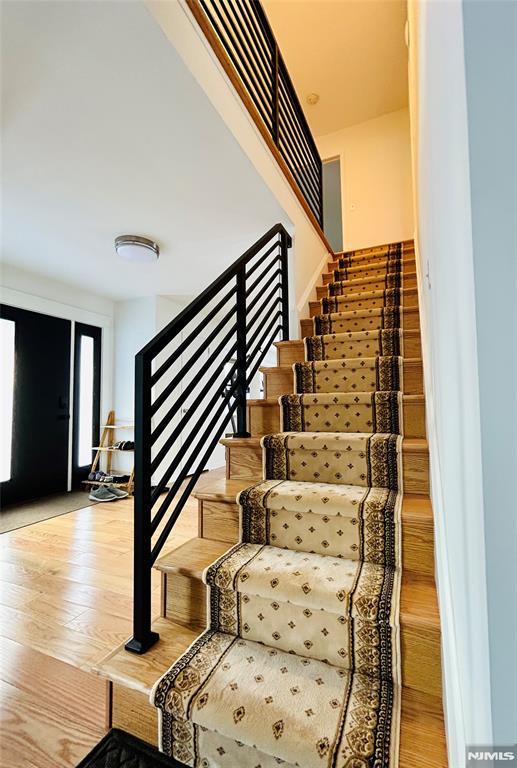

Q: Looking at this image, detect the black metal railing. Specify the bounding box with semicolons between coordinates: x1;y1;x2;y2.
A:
125;224;292;653
192;0;323;227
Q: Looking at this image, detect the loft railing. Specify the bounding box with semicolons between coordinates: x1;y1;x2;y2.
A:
187;0;323;229
126;224;292;653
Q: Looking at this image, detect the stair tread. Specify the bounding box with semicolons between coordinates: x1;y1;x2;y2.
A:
93;617;445;768
275;329;420;348
193;468;433;518
155;536;439;631
260;356;423;373
248;394;425;406
221;434;428;451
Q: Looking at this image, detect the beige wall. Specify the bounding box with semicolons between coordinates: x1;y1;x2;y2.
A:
317;108;414;250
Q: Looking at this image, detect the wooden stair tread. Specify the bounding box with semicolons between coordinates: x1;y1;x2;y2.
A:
155;537;439;632
221;435;429;451
248;394;425;406
194;469;433;520
260;356;424;373
93;617;197;695
274;329;421;348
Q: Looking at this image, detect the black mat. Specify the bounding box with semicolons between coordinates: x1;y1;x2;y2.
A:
77;729;185;768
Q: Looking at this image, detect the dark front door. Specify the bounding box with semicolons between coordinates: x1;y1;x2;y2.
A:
1;305;71;506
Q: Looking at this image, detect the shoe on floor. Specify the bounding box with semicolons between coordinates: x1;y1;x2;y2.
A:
89;486;118;502
108;487;129;499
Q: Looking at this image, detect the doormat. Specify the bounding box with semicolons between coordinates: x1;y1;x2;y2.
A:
1;490;98;534
76;729;184;768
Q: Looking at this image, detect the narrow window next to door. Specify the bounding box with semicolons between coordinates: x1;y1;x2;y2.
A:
0;318;15;482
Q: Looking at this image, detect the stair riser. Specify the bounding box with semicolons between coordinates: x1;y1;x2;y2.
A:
248;398;426;439
300;307;421;337
262;360;424;399
317;275;417;301
161;569;441;698
276;333;422;367
223;443;430;494
309;287;419;317
199;498;434;578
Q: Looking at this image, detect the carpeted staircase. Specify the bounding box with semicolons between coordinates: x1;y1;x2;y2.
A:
151;242;413;767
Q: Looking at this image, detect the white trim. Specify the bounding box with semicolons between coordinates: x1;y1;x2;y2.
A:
296;250;330;315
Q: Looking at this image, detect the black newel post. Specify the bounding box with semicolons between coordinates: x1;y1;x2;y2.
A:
125;352;159;654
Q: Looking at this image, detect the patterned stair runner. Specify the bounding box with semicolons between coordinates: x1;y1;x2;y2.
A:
152;242;408;767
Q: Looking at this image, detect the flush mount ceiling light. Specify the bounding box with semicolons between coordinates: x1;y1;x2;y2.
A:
115;235;159;263
306;93;320;106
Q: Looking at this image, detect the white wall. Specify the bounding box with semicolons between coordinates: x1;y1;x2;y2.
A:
146;0;330;328
407;0;496;762
317;109;414;251
462;0;517;744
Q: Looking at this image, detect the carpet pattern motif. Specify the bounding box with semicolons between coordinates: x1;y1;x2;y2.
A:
152;242;408;767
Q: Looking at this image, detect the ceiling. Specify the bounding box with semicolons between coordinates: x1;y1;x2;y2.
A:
263;0;409;137
1;2;287;300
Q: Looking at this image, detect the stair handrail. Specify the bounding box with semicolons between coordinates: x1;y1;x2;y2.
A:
126;223;292;653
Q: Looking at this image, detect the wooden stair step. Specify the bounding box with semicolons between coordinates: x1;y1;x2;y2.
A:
193;470;434;577
324;254;415;279
300;305;420;337
274;329;422;366
94;615;445;768
260;358;424;399
220;436;430;495
155;537;441;698
247;394;426;439
309;286;419;317
316;273;417;299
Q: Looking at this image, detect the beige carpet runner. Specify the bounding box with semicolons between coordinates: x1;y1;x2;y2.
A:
152;243;407;767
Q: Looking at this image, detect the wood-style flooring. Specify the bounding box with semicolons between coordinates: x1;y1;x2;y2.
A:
0;491;198;768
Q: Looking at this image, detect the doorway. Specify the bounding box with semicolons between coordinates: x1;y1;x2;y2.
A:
0;305;102;508
322;157;344;252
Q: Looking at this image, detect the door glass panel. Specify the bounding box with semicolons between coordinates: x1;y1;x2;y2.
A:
0;319;15;482
77;335;94;466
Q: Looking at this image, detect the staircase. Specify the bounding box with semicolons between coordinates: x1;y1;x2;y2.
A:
96;238;447;768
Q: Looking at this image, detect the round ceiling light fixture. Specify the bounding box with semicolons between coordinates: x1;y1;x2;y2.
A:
306;93;320;106
115;235;159;263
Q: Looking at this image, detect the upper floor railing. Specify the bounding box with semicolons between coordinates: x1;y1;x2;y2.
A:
187;0;324;229
125;224;292;653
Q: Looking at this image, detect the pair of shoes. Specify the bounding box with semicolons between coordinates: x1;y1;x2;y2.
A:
112;441;134;451
89;486;129;502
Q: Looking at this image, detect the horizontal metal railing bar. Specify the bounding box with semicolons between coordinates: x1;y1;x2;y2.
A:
246;325;282;387
246;267;282;316
278;129;321;208
149;359;238;511
150;396;240;564
245;260;281;299
218;0;273;102
277;52;321;161
234;0;273;66
138;225;290;361
245;241;279;280
278;85;320;174
201;1;274;129
150;285;237;387
279;142;321;217
246;287;281;336
208;0;274;106
247;309;282;362
150;383;239;549
150;375;238;520
278;101;321;192
150;318;237;423
278;93;320;178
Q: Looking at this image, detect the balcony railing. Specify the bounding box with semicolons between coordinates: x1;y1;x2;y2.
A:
187;0;324;229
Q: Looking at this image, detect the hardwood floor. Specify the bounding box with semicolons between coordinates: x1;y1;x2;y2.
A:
0;490;199;767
